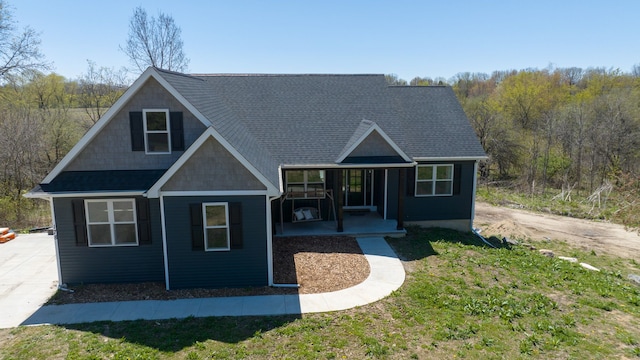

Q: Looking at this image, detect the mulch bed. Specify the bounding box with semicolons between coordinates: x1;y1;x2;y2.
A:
46;236;370;305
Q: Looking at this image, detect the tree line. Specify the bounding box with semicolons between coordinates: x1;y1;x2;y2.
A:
0;0;189;227
392;68;640;195
0;68;128;225
388;67;640;227
1;0;638;228
450;67;639;193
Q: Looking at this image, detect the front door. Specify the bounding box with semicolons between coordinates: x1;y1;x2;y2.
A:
344;169;374;208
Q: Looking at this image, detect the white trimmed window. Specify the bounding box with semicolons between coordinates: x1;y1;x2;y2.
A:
415;164;454;196
203;202;230;251
85;199;138;246
143;109;171;154
286;170;326;198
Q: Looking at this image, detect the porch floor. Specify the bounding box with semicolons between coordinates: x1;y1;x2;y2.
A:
276;211;406;237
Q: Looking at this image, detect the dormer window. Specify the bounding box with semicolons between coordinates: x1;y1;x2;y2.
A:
143;109;171;154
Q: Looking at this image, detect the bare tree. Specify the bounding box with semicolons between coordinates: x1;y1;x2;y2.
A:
78;60;128;124
0;0;48;81
121;7;189;73
384;74;407;86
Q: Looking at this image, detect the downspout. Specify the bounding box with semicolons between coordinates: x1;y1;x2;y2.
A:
48;197;64;289
470;160;495;248
159;194;171;290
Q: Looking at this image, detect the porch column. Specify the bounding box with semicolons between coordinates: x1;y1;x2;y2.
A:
336;169;344;232
397;168;405;230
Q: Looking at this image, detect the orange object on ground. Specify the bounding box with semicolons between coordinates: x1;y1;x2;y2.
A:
0;228;16;243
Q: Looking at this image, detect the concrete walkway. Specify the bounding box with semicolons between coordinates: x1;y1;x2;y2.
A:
0;233;58;329
21;237;405;326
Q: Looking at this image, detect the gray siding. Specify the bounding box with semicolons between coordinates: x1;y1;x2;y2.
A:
66;77;207;171
162;137;266;191
163;195;268;289
53;197;165;285
348;131;400;158
402;161;476;221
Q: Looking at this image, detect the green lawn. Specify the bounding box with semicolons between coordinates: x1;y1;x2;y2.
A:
1;227;639;359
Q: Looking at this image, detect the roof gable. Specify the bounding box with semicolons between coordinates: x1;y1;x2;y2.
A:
147;127;279;197
336;120;412;163
42;67;213;184
160;136;266;192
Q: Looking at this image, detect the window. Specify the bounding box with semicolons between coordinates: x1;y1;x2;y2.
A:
286;170;325;198
415;164;454;196
85;199;138;246
143;109;171;154
203;203;230;251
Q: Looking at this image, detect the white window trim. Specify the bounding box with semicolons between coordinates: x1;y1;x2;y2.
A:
202;202;231;252
415;164;454;197
85;199;139;247
286;170;326;199
143;109;171;155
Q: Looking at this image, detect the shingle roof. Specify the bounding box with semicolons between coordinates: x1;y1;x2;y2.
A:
40;170;166;193
155;69;282;187
155;70;485;185
200;74;401;164
389;86;487;158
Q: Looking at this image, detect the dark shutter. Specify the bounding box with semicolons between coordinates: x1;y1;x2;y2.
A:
130;111;144;151
72;199;88;246
190;203;204;251
406;166;416;197
136;198;152;245
229;202;243;249
453;164;462;195
170;112;184;151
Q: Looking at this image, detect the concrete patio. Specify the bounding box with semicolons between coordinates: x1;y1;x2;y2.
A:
277;211;406;237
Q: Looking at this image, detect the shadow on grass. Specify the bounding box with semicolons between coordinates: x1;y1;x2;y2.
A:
387;226;511;262
64;314;301;351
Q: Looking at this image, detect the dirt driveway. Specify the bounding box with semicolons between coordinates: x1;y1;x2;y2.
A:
474;202;640;259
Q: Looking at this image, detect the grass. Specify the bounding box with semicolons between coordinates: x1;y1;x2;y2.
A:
1;227;640;359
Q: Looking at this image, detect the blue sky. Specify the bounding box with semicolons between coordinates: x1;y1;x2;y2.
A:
12;0;640;81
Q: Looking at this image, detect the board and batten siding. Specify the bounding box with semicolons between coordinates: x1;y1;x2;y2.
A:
53;197;165;285
163;195;268;289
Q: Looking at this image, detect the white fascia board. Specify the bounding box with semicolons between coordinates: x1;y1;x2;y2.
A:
146;127;279;198
32;191;145;198
42;67;213;184
159;190;269;197
23;191;49;199
413;156;489;162
335;123;412;164
281;162;416;169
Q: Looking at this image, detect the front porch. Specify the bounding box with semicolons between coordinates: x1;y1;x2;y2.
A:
275;210;406;237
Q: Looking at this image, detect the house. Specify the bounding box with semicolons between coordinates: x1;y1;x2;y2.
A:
26;67;486;290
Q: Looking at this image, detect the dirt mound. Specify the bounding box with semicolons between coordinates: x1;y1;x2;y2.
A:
474;202;640;259
477;219;533;241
